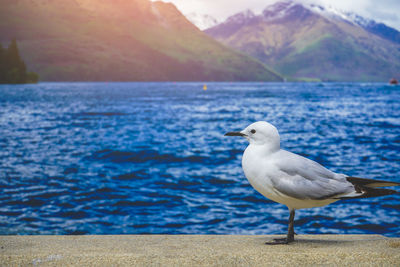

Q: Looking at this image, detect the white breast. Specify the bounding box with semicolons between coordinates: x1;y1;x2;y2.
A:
242;145;280;202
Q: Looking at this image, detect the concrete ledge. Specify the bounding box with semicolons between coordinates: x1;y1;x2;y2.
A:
1;235;400;266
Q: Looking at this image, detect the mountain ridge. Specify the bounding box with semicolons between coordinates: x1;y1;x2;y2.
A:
205;1;400;82
306;2;400;44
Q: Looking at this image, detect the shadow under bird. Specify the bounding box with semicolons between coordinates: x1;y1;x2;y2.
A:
225;121;400;245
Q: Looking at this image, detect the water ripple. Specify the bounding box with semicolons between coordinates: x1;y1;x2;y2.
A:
0;82;399;236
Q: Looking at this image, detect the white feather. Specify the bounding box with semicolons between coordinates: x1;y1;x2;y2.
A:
239;121;359;209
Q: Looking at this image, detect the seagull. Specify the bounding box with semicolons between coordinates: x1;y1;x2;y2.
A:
225;121;399;244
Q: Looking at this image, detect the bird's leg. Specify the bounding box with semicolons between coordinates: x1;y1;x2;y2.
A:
287;208;295;242
266;209;296;245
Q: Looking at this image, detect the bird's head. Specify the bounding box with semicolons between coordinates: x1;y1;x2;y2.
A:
225;121;280;149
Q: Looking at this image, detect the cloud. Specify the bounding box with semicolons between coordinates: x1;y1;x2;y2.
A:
157;0;400;30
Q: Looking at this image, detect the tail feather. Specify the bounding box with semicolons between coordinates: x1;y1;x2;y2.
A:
337;177;399;199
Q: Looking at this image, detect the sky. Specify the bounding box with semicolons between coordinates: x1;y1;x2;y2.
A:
157;0;400;30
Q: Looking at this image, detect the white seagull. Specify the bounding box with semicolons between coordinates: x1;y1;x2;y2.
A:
225;121;399;244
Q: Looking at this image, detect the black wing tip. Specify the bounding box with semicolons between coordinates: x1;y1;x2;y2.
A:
341;177;399;199
346;176;400;187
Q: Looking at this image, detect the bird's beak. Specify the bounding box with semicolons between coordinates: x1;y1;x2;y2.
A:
224;131;246;137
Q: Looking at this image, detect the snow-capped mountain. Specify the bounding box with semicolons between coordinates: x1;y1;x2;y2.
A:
307;2;400;44
262;1;298;21
343;12;400;44
205;1;400;82
185;12;219;30
225;9;256;24
307;3;351;22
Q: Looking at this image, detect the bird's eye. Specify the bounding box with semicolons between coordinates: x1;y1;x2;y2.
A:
250;129;256;134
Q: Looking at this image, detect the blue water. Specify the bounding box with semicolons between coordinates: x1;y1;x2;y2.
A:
0;82;399;236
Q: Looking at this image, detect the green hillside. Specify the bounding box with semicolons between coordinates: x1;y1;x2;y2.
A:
0;0;282;81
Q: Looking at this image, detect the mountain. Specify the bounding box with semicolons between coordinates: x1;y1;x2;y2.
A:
205;1;400;82
345;13;400;45
185;13;219;30
308;3;400;45
0;0;282;82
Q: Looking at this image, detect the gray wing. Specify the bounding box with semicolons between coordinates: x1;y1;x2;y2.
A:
270;150;354;200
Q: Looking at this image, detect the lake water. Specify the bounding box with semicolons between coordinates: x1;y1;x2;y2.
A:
0;82;399;236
